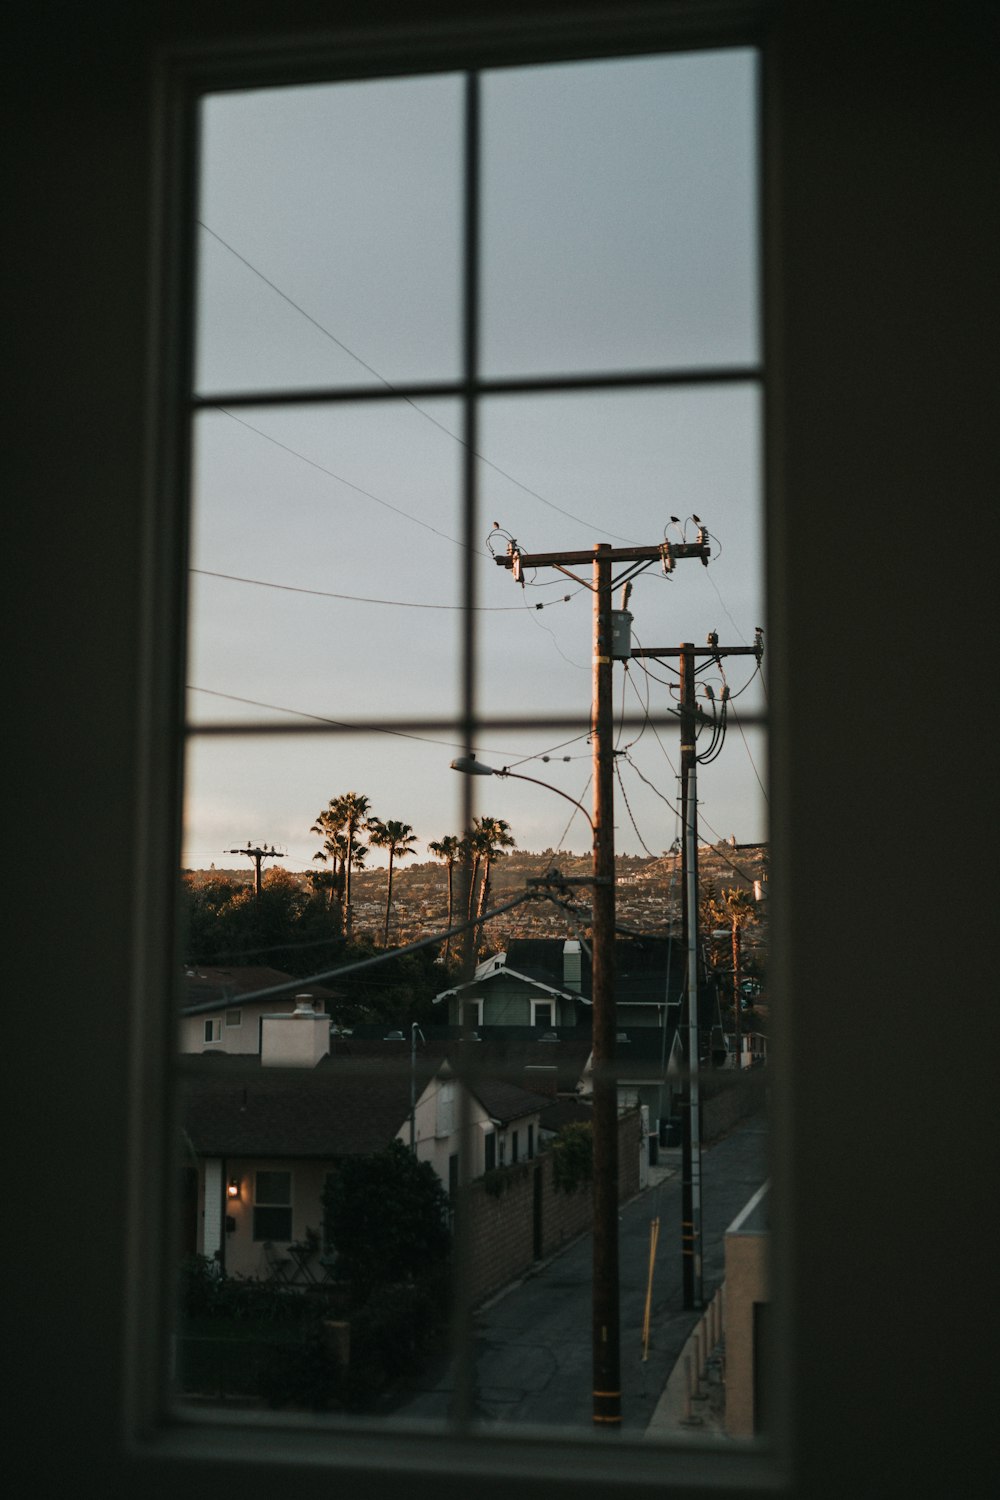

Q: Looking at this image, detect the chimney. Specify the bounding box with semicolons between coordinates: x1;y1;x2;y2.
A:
260;994;330;1068
563;939;582;993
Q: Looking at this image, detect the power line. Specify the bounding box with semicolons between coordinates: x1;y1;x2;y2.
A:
199;219;641;544
215;407;472;552
191;566;569;613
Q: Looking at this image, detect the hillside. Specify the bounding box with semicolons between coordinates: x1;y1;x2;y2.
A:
185;842;768;950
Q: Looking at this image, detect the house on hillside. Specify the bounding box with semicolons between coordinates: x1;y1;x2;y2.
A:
179;966;338;1055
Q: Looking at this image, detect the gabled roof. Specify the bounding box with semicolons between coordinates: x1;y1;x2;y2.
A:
468;1078;553;1126
434;935;685;1008
434;952;579;1004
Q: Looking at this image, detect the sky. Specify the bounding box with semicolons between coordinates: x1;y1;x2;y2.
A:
183;48;766;874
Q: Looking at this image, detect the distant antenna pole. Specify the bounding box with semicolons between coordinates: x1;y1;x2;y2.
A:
227;842;286;905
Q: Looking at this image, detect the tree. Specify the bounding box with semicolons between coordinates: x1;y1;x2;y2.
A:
311;792;372;938
427;834;461;962
366;817;418;947
322;1140;450;1304
702;883;758;1069
471;815;516;951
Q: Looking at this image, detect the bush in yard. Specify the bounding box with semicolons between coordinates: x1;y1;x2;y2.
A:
322;1139;451;1306
550;1120;593;1194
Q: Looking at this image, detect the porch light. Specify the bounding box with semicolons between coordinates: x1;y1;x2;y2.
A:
227;1177;240;1200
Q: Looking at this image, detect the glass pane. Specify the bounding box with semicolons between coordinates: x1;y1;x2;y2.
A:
482;50;759;376
186;399;464;731
196;74;463;394
471;383;766;858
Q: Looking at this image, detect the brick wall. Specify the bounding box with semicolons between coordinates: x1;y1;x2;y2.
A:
702;1067;768;1142
460;1109;642;1308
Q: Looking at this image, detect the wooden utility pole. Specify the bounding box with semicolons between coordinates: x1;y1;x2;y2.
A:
227;842;285;905
497;533;710;1426
590;543;619;1428
679;641;704;1311
631;630;763;1309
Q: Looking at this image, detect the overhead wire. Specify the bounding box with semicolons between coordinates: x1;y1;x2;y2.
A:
215;406;473;552
199;219;641;544
191;567;571;613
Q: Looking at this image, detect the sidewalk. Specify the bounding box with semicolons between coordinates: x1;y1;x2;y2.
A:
639;1149;729;1443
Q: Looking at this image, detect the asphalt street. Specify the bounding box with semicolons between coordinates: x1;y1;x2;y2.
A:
388;1113;769;1433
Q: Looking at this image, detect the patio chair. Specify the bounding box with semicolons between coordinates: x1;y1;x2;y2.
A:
262;1240;292;1283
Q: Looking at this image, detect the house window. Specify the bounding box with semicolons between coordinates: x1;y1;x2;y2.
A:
436;1080;456;1138
224;1008;241;1028
253;1170;292;1241
484;1131;496;1173
511;1130;519;1164
203;1018;220;1043
531;1001;554;1031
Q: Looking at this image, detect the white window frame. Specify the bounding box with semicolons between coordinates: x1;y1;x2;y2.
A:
224;1007;241;1028
461;998;484;1031
530;1000;555;1030
203;1017;221;1043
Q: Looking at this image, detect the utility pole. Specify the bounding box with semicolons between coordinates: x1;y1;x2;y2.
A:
631;629;763;1309
679;641;704;1312
227;842;285;906
497;533;710;1426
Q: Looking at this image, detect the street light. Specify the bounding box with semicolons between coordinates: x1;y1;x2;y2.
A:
452;740;620;1429
449;757;595;831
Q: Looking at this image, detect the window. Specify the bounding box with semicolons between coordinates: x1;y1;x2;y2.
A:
437;1080;456;1138
224;1008;241;1028
253;1170;292;1241
171;0;765;1470
462;1000;484;1031
203;1018;220;1043
531;1001;554;1031
528;1124;535;1160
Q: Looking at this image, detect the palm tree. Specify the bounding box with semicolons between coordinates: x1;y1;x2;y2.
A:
366;817;418;947
427;834;462;962
311;792;371;938
703;883;757;1069
472;816;516;950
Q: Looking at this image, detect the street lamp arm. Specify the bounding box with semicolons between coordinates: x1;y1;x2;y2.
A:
450;757;594;831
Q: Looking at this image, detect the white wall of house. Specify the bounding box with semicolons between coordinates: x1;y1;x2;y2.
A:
179;996;327;1055
402;1073;542;1187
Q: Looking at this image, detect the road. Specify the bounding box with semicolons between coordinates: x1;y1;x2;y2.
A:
388;1113;769;1432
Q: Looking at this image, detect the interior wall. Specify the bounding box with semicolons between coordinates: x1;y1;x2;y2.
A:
7;2;994;1495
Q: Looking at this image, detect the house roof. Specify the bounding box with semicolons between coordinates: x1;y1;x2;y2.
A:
434;935;686;1008
469;1078;553;1126
180;1056;412;1158
180;965;338;1015
179;1044;556;1159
